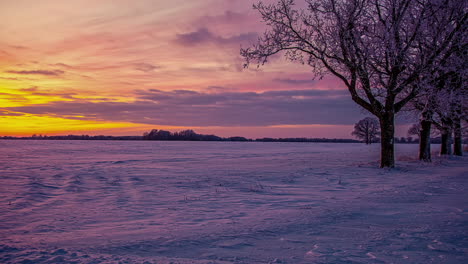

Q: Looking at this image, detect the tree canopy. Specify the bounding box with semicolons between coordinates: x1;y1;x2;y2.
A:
242;0;467;167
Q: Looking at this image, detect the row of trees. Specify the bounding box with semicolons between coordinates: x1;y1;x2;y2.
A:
143;129;360;142
408;121;468;157
142;129;249;141
352;117;467;148
242;0;467;167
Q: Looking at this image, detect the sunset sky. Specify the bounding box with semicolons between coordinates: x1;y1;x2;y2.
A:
0;0;412;138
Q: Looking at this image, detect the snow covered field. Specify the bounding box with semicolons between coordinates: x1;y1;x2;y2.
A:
0;140;467;264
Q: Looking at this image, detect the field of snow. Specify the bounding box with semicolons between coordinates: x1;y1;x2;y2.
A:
0;140;467;264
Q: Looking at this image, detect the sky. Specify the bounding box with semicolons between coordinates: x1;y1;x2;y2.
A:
0;0;413;138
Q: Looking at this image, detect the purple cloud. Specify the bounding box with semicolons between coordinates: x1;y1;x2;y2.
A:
50;63;74;69
17;86;77;99
197;11;249;25
6;69;65;76
133;63;160;72
175;28;257;46
0;77;21;81
262;89;349;97
20;86;39;92
8;45;28;50
0;110;24;117
274;78;317;86
6;89;371;126
205;86;237;93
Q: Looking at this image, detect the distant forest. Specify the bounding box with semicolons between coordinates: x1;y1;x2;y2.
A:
0;128;437;144
0;128;363;143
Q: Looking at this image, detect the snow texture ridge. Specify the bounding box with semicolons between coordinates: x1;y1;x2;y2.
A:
0;140;467;263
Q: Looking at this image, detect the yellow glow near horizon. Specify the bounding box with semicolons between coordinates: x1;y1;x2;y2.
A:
0;113;147;136
0;1;359;138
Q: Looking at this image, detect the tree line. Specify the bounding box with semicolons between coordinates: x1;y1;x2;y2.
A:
142;129;250;141
143;129;361;142
1;130;361;143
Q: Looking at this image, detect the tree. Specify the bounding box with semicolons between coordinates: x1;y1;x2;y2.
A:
432;86;467;156
242;0;466;167
416;45;467;157
448;62;467;156
352;117;380;144
409;23;467;159
407;122;440;141
407;123;420;138
175;130;198;140
143;129;172;140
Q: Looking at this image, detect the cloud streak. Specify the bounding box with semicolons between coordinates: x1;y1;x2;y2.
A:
133;63;160;72
6;89;366;127
274;78;317;85
0;110;25;116
175;28;257;46
0;1;366;137
6;69;65;76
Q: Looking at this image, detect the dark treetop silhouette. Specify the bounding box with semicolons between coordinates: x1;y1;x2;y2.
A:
1;129;360;143
352;117;380;145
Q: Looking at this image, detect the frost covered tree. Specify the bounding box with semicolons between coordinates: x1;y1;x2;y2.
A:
431;84;467;156
409;9;467;160
407;123;420;138
407;122;440;141
410;85;458;159
415;53;466;157
444;59;467;157
242;0;467;167
352;117;380;144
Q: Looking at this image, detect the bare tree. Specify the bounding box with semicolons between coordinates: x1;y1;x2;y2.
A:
407;123;420;138
407;122;440;139
409;14;467;160
450;66;467;157
242;0;466;167
352;117;380;144
432;84;467;156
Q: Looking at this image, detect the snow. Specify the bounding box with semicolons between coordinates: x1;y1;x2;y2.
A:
0;140;467;264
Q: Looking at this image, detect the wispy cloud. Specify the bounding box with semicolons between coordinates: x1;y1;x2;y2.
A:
175;28;257;46
6;89;365;127
197;11;249;25
0;0;360;137
274;78;317;85
6;69;65;76
0;110;25;117
0;77;22;81
133;63;160;72
49;63;74;69
20;86;39;92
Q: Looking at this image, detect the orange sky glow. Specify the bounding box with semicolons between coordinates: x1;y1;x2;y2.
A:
0;0;413;138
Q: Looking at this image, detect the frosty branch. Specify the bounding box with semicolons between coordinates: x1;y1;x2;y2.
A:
242;0;467;167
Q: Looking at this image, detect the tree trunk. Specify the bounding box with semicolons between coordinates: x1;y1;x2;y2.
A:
440;128;452;155
453;119;463;156
419;118;432;162
379;113;395;168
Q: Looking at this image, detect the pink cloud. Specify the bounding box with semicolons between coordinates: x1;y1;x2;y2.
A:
6;69;64;76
